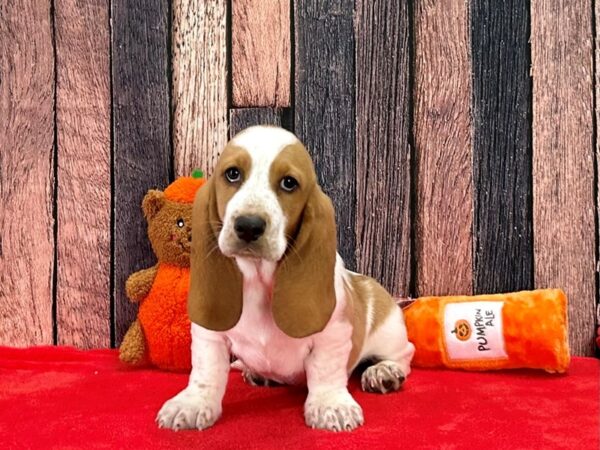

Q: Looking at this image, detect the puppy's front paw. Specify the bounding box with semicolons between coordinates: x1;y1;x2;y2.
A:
304;389;364;432
156;388;221;431
361;360;405;394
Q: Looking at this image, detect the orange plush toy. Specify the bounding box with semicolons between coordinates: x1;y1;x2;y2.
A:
118;171;206;371
404;289;570;373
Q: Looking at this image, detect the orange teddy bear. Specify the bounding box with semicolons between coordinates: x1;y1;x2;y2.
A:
118;171;205;371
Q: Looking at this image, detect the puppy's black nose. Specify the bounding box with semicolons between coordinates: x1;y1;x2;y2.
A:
234;215;266;242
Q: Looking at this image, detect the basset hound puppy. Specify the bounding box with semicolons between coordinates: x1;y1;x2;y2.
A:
157;126;415;432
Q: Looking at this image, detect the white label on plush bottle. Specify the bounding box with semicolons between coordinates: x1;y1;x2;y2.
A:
443;301;508;360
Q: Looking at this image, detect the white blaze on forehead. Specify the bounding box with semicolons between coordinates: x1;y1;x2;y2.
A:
230;126;299;166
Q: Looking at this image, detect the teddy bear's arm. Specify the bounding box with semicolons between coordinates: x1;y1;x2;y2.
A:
125;265;159;302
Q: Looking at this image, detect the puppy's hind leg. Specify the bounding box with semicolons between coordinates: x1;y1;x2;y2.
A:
231;360;281;387
360;306;415;394
361;360;406;394
242;370;282;387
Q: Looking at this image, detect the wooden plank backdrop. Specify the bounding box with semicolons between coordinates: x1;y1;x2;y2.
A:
232;0;290;107
294;0;356;269
172;0;228;177
471;0;533;295
597;0;600;341
531;0;596;356
0;0;598;356
55;0;111;348
111;0;171;345
355;1;411;296
413;0;473;297
229;108;284;138
0;0;55;346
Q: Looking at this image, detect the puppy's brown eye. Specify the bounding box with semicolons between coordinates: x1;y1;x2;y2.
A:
280;176;299;192
225;167;242;183
176;218;185;228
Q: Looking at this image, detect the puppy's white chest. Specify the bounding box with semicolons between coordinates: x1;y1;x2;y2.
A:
226;258;311;384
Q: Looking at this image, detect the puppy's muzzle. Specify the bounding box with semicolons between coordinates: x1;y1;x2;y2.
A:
234;215;266;243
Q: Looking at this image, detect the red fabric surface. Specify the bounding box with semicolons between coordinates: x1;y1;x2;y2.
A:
0;346;597;449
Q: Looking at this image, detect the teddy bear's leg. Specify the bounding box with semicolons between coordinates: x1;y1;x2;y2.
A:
119;319;148;365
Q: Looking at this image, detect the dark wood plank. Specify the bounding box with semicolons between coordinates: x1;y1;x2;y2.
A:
229;108;283;138
294;0;356;269
55;0;110;348
413;0;473;296
355;1;411;296
471;0;533;294
0;0;55;345
172;0;227;176
232;0;290;107
532;0;595;356
112;0;171;345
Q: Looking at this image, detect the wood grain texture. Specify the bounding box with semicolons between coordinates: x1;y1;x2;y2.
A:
232;0;290;107
172;0;228;176
355;1;411;296
0;0;55;346
294;0;356;269
532;0;596;356
596;0;600;352
413;0;473;296
112;0;171;345
55;0;110;348
229;108;283;138
471;0;533;294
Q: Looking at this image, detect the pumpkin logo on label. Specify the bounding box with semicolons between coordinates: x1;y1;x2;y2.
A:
451;319;471;341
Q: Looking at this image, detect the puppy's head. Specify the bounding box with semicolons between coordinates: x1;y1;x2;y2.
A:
188;126;337;338
215;127;320;260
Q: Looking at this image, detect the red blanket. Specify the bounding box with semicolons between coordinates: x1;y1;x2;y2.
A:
0;346;597;449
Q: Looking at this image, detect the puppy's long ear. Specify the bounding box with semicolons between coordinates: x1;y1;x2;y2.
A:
188;178;243;331
272;186;337;338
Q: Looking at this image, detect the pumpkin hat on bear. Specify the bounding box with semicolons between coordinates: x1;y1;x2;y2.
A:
119;170;205;371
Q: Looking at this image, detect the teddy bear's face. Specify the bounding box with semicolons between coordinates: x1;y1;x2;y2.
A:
143;190;193;267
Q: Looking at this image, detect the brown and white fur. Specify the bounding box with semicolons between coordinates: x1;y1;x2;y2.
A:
157;126;415;432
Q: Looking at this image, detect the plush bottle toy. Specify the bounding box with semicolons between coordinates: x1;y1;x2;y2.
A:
118;170;206;371
403;289;570;373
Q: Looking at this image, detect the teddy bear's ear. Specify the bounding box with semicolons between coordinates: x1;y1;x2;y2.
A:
142;190;165;220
